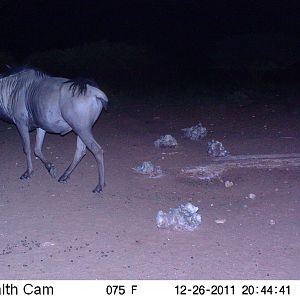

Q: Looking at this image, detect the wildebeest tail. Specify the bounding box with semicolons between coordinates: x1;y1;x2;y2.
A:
96;90;108;111
64;77;108;110
64;78;100;96
63;77;108;110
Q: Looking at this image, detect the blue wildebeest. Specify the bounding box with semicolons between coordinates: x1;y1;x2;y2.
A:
0;67;108;193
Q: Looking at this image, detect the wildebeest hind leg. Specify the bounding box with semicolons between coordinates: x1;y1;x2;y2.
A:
58;136;86;182
34;128;56;178
76;131;105;193
16;123;33;179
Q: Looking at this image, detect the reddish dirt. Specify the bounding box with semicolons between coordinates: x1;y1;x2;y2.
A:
0;96;299;279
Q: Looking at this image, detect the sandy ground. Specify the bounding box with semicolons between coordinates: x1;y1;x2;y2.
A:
0;95;299;279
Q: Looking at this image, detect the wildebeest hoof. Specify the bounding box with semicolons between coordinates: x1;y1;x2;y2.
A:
20;170;33;180
58;174;69;183
47;164;56;178
92;185;103;193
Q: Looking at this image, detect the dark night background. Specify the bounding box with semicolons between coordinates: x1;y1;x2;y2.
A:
1;0;300;91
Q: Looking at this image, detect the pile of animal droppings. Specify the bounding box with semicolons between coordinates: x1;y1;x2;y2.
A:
156;202;202;231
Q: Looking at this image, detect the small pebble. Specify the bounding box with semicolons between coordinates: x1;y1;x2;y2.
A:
225;180;234;188
215;218;226;224
249;193;256;199
269;219;276;225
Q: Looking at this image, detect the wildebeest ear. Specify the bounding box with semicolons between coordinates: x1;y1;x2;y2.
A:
5;64;12;69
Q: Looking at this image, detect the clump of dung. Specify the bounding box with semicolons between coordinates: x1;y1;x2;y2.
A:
182;122;207;140
154;135;178;148
156;202;202;231
207;140;229;157
133;161;163;178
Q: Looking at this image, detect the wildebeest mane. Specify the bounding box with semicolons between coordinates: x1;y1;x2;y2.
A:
64;78;100;97
0;65;48;79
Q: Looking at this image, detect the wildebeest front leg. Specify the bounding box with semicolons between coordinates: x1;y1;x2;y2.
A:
34;128;56;178
16;123;33;179
58;136;86;183
77;131;105;193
